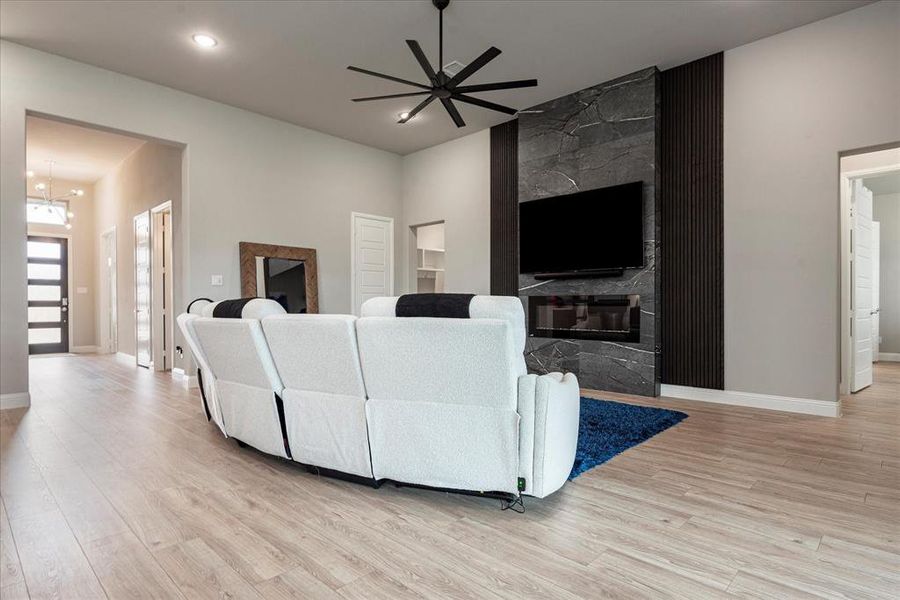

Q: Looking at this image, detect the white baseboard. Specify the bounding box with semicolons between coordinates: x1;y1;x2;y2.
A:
0;392;30;410
71;345;99;354
171;368;199;388
660;384;841;417
878;352;900;362
116;352;135;362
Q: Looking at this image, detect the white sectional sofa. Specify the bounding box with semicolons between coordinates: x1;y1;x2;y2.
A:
177;294;580;500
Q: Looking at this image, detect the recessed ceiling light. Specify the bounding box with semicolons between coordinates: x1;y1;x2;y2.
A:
192;33;218;48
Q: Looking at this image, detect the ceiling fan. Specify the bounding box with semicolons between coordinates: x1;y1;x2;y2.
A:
348;0;537;127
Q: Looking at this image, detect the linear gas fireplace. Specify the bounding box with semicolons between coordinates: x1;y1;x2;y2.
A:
528;295;640;342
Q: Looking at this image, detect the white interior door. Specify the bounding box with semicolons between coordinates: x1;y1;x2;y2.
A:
100;228;117;353
134;211;152;368
851;179;874;392
351;213;393;316
151;205;173;371
872;221;881;362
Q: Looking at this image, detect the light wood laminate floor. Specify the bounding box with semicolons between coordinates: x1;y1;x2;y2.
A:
1;355;897;599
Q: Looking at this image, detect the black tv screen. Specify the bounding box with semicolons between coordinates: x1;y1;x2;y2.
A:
519;181;644;274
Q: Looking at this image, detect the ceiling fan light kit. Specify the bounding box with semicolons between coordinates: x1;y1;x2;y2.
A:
348;0;537;128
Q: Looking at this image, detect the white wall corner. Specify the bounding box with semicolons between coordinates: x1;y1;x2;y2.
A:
661;385;841;417
878;353;900;363
0;392;31;410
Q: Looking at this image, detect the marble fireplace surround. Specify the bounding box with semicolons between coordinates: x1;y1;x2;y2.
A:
518;67;660;397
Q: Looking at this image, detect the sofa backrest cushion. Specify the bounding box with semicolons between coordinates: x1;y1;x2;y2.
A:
191;298;284;394
356;316;520;410
262;314;366;397
360;295;527;375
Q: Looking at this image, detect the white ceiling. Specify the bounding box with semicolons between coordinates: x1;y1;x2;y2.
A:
2;0;871;155
26;117;145;183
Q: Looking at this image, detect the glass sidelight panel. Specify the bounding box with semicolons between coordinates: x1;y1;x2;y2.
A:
28;285;61;302
27;263;62;280
27;240;61;259
28;328;62;345
28;306;62;322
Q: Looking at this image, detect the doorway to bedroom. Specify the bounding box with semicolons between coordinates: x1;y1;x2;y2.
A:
840;144;900;394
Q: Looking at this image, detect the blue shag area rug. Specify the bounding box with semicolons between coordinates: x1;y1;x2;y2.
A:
569;397;688;480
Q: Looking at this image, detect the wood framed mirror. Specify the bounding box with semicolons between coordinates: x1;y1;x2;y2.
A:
239;242;318;313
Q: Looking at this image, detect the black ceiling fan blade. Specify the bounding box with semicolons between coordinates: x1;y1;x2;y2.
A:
451;93;517;115
352;91;431;102
399;94;436;123
453;79;537;94
406;40;437;85
446;46;502;89
347;66;432;91
440;98;466;128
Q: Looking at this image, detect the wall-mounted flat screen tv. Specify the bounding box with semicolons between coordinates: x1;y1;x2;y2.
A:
519;181;644;274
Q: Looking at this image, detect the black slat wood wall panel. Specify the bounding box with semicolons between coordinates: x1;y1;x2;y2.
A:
490;119;519;296
660;53;724;389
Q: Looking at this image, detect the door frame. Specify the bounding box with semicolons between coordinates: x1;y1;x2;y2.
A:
26;233;72;354
350;212;394;316
150;200;174;371
99;226;118;354
840;163;900;394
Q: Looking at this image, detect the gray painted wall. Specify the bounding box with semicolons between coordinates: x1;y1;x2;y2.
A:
400;130;491;296
517;67;660;397
0;41;403;402
723;0;899;402
93;141;183;360
874;192;900;354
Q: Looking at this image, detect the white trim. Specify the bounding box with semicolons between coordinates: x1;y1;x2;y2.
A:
71;345;98;353
116;351;135;362
171;367;199;388
841;164;900;179
661;384;841;417
878;352;900;362
350;212;395;316
0;392;31;410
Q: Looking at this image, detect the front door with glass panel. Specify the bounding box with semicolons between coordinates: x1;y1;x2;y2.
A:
27;236;69;354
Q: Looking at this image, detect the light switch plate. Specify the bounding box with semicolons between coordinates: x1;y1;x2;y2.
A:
211;274;224;286
76;287;88;294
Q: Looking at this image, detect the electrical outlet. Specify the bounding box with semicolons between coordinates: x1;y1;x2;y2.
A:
211;274;223;286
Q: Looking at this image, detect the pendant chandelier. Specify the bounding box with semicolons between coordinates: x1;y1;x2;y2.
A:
29;160;83;230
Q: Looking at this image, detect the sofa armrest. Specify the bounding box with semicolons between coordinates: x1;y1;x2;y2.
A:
517;372;580;498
